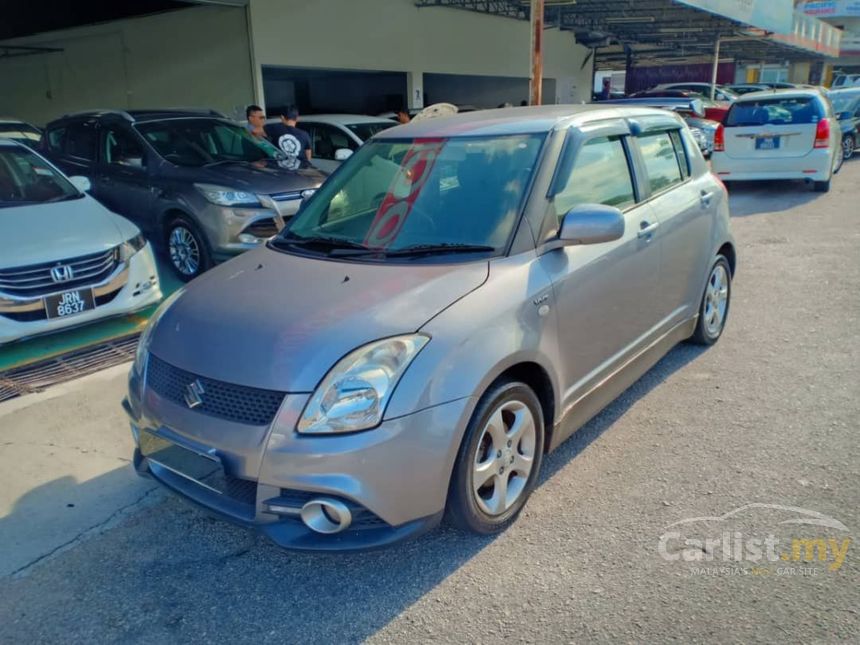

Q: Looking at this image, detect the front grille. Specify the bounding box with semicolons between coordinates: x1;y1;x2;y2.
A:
0;248;118;298
225;475;257;507
269;190;302;202
243;218;279;239
146;354;285;426
0;287;122;322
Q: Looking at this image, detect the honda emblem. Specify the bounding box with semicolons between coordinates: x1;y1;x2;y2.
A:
50;264;74;283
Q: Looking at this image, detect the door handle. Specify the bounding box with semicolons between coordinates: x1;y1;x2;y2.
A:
638;220;659;239
700;190;714;207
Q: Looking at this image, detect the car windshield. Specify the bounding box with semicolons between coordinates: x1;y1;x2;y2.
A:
345;122;397;141
275;134;544;259
0;123;41;143
136;118;276;167
0;146;79;207
725;97;821;127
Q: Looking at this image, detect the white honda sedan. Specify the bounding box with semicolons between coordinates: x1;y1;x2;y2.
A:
711;88;843;192
0;140;162;345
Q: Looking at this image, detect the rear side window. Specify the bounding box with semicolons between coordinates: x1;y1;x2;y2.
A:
553;136;636;219
638;131;684;194
726;97;822;127
669;130;690;179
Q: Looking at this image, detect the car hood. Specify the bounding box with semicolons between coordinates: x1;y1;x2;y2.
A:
0;195;129;269
190;162;327;195
149;247;489;392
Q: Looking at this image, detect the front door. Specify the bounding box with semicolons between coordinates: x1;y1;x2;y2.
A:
94;125;155;232
539;125;662;409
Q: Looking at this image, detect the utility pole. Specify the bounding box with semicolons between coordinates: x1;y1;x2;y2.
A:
530;0;544;105
710;35;721;101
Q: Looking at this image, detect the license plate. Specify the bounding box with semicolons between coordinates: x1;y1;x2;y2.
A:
44;288;95;319
756;136;780;150
139;431;226;494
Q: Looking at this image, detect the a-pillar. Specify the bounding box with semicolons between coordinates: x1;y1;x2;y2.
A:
407;71;425;110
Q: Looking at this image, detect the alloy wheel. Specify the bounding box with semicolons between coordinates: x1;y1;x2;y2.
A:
703;263;729;337
472;399;537;516
169;225;201;277
843;136;855;161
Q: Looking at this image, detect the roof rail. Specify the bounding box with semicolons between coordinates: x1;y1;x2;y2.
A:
597;97;706;118
128;107;228;118
60;109;134;121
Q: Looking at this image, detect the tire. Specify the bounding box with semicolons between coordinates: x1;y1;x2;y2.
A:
689;255;732;346
165;216;211;281
813;179;831;193
842;135;856;161
445;380;545;534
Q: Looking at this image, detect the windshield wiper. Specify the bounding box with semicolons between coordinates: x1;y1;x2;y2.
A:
273;234;375;255
45;193;85;203
373;243;496;258
203;159;255;168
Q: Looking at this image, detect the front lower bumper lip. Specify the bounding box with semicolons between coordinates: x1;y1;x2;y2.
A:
132;446;443;552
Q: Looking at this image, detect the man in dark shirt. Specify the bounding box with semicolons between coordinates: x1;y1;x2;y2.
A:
264;105;312;170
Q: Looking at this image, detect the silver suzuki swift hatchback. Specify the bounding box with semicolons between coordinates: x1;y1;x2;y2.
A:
125;106;736;550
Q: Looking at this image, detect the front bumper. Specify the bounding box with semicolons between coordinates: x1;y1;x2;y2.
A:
196;195;303;262
0;244;162;345
125;371;474;551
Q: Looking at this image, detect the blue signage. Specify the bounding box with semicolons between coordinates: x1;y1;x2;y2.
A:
676;0;794;34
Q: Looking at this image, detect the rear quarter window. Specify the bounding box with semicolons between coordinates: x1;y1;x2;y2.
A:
726;97;822;126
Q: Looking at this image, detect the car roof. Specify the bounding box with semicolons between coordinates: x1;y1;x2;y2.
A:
374;104;681;138
296;114;396;125
730;87;826;102
829;87;860;96
48;109;226;126
0;139;23;147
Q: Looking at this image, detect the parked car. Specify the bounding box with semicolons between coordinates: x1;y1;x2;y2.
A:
832;74;860;89
711;89;843;192
41;109;326;281
727;83;773;95
828;88;860;160
0;140;161;345
653;82;739;102
0;118;42;147
289;114;396;173
126;105;736;550
630;90;730;122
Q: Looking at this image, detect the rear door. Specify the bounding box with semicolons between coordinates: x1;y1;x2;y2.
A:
722;95;823;159
45;119;99;178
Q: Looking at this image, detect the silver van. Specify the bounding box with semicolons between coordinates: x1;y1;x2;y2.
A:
125;106;736;550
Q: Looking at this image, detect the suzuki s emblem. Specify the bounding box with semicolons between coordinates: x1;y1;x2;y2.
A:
50;264;75;283
184;379;205;409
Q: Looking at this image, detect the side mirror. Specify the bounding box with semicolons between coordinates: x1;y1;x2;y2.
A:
334;148;353;162
558;204;625;246
68;176;91;193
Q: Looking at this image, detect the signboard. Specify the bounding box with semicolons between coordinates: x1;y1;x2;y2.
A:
676;0;794;34
799;0;860;17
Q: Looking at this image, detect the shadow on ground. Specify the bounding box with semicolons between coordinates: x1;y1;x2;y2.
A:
0;343;707;643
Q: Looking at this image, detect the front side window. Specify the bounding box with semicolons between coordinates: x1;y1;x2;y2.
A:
278;134;543;257
64;122;98;161
726;97;822;126
0;146;80;207
638;131;684;195
103;127;146;169
553;136;636;219
311;124;356;160
136;118;274;167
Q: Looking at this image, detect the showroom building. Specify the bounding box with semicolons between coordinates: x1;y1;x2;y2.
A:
0;0;594;125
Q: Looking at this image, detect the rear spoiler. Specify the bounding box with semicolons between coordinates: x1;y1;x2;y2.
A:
596;97;705;118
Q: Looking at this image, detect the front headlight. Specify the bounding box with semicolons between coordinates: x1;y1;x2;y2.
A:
133;288;185;377
297;334;430;434
119;233;147;262
195;183;261;207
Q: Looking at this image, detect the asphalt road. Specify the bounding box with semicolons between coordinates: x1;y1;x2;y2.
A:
1;163;859;644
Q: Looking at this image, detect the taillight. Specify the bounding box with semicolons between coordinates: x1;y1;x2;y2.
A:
814;119;830;148
714;124;725;152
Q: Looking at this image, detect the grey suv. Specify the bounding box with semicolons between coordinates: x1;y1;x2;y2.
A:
126;105;736;550
42;110;326;280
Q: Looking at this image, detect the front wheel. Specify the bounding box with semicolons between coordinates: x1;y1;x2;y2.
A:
165;217;211;281
445;381;545;534
689;255;732;346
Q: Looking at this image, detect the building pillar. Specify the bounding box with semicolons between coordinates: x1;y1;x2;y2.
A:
789;62;812;84
406;71;424;110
